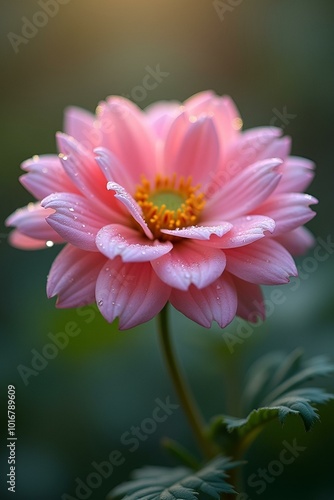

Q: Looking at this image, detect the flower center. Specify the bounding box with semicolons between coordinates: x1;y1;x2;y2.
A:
134;174;205;240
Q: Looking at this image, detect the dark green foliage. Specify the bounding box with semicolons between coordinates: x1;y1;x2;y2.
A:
108;456;239;500
211;349;334;447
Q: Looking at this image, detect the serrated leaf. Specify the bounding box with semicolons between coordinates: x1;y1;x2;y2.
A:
242;350;333;409
262;359;334;406
210;350;334;447
109;467;189;498
161;486;198;500
108;456;240;500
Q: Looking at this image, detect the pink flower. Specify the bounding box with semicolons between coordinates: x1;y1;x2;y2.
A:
6;91;317;329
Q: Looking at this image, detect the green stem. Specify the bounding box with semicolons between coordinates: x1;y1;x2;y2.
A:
157;305;216;460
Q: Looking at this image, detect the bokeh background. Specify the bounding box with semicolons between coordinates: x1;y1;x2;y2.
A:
1;1;334;499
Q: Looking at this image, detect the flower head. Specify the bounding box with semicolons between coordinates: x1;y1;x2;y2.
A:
6;91;317;329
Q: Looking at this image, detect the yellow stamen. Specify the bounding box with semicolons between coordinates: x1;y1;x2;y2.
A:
134;174;205;240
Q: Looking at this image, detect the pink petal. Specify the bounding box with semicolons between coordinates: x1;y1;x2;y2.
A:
6;202;64;243
255;193;318;235
199;216;275;248
98;97;157;182
183;90;216;113
232;275;265;322
163;111;189;174
96;259;171;329
249;136;291;163
47;244;107;308
275;227;315;256
204;159;282;220
64;106;101;150
274;156;315;194
161;222;232;240
184;92;242;148
42;193;110;251
96;224;172;262
151;240;226;290
145;101;182;139
218;127;282;181
107;182;153;239
8;230;51;250
20;155;78;200
170;272;237;328
209;95;242;148
164;115;220;187
225;239;297;285
94;147;134;194
57;133;121;220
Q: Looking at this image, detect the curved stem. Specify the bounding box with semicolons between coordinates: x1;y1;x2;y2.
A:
157;304;216;460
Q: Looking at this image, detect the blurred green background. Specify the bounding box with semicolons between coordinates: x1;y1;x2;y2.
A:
1;1;334;499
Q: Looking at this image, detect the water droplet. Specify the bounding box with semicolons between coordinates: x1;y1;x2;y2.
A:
98;299;103;307
69;207;74;212
82;224;86;228
232;117;243;130
216;284;221;290
45;240;54;248
216;296;220;300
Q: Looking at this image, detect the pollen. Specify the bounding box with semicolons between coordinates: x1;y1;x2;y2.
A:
134;174;205;240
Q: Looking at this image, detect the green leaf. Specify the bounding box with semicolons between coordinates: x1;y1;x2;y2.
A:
108;456;240;500
210;350;334;447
